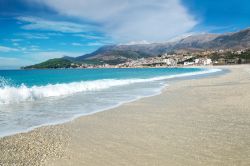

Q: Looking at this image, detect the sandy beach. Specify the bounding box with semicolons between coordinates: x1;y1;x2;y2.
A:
1;65;250;166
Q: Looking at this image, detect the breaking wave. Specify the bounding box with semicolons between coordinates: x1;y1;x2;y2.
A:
0;68;221;104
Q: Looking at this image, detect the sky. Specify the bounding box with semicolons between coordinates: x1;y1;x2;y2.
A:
0;0;250;69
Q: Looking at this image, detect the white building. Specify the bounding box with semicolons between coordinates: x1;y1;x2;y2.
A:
184;62;194;66
195;59;200;64
164;59;177;66
203;58;212;65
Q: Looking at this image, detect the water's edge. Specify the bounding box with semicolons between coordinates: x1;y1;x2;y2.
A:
0;68;225;138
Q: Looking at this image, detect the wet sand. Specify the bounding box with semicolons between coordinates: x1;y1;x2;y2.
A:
1;65;250;166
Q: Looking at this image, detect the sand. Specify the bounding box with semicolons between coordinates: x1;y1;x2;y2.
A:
1;65;250;166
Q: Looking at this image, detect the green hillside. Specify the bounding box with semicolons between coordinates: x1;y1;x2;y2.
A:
23;58;72;69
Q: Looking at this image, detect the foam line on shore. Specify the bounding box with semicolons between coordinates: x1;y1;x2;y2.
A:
0;68;222;138
0;68;221;105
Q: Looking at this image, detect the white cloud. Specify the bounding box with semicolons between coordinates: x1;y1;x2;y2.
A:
31;0;197;42
86;42;103;46
0;50;82;69
0;46;18;52
29;45;40;51
0;57;31;69
71;42;83;46
19;47;27;51
74;34;106;40
123;40;152;45
30;51;83;62
70;40;114;47
167;32;197;42
17;16;97;33
18;33;49;39
13;43;19;46
86;41;113;46
10;39;23;42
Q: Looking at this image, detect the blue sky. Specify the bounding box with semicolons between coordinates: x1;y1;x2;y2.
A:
0;0;250;69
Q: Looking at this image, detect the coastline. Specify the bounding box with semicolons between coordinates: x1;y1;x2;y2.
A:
1;65;250;165
0;67;219;138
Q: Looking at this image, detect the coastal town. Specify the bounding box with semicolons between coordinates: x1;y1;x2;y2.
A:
69;49;250;69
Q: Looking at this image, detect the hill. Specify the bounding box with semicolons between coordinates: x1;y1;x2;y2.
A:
24;27;250;68
23;58;72;69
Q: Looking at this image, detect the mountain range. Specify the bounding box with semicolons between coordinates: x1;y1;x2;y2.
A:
25;27;250;68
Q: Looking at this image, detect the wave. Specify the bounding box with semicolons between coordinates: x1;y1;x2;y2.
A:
0;76;11;87
0;68;221;104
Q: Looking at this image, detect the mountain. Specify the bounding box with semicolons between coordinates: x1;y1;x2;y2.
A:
24;27;250;68
75;28;250;62
205;28;250;49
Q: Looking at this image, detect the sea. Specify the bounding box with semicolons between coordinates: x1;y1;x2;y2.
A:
0;68;221;137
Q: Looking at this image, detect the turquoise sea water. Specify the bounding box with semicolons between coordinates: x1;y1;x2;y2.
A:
0;68;220;137
0;68;207;87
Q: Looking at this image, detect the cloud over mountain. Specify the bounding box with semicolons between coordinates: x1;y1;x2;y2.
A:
31;0;197;42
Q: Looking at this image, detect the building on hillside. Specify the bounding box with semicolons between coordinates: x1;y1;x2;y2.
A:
194;59;200;64
215;58;239;65
184;61;194;66
163;59;177;66
203;58;212;65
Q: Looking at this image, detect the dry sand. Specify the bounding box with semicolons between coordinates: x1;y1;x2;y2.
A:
1;65;250;166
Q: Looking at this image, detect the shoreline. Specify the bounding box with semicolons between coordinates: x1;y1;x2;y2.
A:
1;65;250;165
0;67;220;139
0;86;165;139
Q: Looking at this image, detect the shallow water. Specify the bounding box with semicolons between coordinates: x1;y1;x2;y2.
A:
0;68;221;137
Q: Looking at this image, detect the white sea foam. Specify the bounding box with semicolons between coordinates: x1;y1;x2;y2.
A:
0;68;222;138
0;68;221;104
